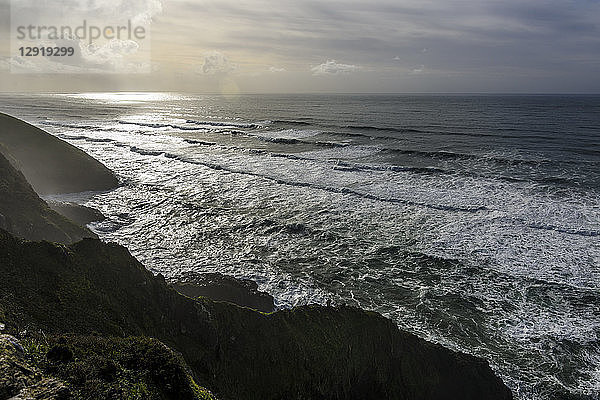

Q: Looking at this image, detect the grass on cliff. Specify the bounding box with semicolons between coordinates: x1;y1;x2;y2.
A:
21;334;217;400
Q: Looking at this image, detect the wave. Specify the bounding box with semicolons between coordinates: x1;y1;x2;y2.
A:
488;216;600;238
343;125;434;135
382;148;560;166
526;223;599;237
272;119;313;126
183;139;217;146
44;121;104;130
43;121;130;133
261;137;305;145
124;143;600;233
48;120;594;173
43;121;163;137
57;130;591;189
116;120;345;147
117;120;206;131
129;146;166;157
56;134;115;143
313;124;570;142
185;119;261;129
241;148;449;176
124;145;486;213
263;137;344;147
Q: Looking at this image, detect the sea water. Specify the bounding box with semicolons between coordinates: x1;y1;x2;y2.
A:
1;93;599;399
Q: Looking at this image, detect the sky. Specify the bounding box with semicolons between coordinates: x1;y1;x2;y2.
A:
0;0;599;93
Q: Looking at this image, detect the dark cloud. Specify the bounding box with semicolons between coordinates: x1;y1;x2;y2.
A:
1;0;599;92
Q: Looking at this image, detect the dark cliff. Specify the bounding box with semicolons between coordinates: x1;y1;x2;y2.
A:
0;112;118;195
0;230;513;400
0;152;96;243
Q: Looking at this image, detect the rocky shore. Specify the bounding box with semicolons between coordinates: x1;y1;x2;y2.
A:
0;113;513;399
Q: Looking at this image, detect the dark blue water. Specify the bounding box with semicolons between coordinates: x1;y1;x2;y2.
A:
1;93;599;399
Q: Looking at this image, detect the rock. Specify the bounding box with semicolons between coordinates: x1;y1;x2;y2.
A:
0;230;513;400
0;153;96;243
47;202;106;226
12;378;71;400
171;272;276;312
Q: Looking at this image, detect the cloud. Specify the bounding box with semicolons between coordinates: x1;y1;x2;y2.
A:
411;64;425;74
198;51;234;75
3;0;600;92
311;60;361;75
79;39;147;71
268;66;286;73
13;0;162;23
7;0;158;74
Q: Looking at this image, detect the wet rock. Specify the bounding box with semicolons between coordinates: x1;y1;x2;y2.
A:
172;272;276;312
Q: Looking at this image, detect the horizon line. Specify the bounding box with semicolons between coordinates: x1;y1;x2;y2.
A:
2;91;600;96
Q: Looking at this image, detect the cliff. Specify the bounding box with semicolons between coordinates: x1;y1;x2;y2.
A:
0;334;216;400
171;271;276;313
0;112;118;195
0;152;96;243
0;230;513;400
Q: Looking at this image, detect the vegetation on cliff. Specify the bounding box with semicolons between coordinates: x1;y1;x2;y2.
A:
1;333;217;400
0;229;513;399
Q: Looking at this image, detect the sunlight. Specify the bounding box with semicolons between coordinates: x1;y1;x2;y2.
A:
61;92;175;103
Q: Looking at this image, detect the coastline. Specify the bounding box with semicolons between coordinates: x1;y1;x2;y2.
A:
0;112;514;399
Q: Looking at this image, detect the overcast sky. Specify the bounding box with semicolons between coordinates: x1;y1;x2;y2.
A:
1;0;599;93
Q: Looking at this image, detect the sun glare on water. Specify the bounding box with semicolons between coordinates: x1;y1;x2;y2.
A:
58;92;176;104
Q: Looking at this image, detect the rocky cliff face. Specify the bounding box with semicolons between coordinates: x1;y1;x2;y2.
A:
0;230;513;400
0;113;118;195
0;334;69;400
0;152;96;243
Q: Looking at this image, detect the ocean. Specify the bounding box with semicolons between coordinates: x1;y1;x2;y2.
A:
1;93;598;399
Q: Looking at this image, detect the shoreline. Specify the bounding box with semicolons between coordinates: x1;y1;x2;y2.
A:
0;112;514;399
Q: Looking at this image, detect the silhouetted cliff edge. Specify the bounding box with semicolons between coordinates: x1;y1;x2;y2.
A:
0;112;118;195
0;152;95;243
